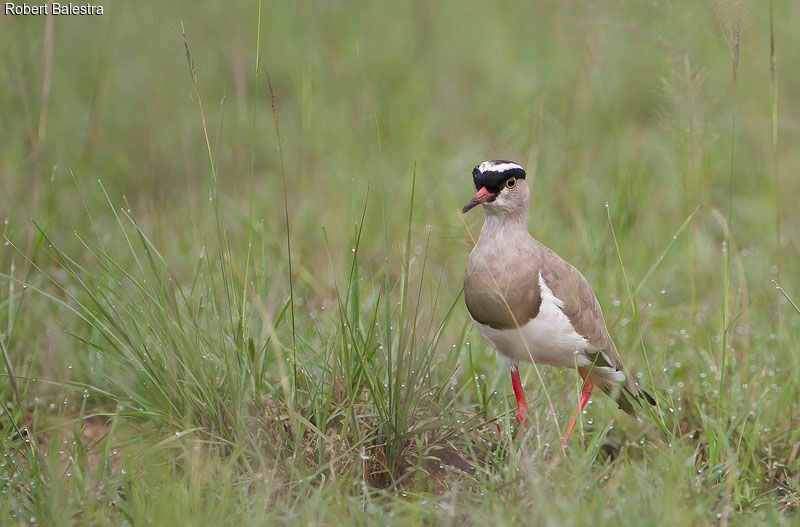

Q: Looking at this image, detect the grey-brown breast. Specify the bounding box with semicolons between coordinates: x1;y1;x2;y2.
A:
464;255;542;330
464;229;547;330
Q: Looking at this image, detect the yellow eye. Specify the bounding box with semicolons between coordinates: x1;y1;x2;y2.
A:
505;178;516;189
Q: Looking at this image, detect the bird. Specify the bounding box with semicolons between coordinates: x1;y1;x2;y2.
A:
462;160;655;446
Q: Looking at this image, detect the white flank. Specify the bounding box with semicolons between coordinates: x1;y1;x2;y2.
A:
478;161;523;174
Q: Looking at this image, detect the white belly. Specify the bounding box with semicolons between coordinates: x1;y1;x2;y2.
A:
470;272;591;368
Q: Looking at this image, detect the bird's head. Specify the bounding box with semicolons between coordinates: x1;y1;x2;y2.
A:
462;160;528;216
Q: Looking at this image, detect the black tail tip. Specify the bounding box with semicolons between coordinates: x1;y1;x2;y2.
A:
641;388;656;406
617;387;656;415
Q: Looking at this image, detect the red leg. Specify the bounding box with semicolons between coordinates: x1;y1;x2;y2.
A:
561;368;594;446
510;364;529;428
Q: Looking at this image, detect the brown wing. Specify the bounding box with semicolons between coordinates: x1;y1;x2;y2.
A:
539;256;613;352
538;246;641;396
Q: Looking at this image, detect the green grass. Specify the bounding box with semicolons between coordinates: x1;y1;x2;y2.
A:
2;0;800;524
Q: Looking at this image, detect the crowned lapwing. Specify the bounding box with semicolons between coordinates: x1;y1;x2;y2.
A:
462;160;654;446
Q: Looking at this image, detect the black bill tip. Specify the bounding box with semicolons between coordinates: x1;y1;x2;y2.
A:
461;198;480;214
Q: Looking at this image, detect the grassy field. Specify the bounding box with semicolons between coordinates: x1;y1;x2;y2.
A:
2;0;799;524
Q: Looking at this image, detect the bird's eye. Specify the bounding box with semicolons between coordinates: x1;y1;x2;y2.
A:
505;178;516;189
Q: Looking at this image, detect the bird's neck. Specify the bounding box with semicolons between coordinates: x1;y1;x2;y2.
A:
478;208;529;243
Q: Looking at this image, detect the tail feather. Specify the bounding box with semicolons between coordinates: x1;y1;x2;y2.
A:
583;353;656;414
607;384;656;415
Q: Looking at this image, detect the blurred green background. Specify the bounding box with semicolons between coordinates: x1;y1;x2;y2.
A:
1;0;799;523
